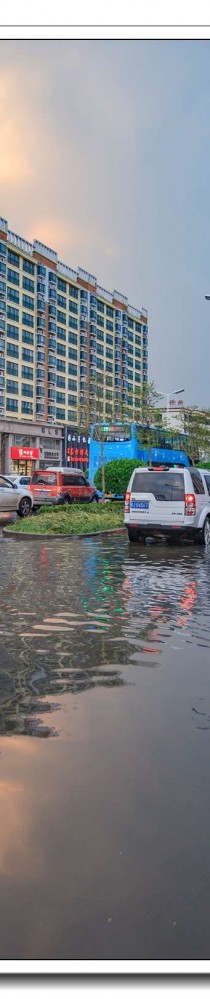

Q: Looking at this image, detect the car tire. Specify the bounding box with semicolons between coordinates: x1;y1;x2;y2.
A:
18;497;31;518
128;527;141;543
200;517;210;545
91;495;98;503
62;495;72;505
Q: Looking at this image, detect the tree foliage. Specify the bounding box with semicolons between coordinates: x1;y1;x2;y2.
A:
94;458;146;495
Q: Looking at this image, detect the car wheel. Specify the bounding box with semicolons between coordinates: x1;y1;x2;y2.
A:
18;497;31;518
128;527;141;543
62;495;72;505
91;495;98;503
202;517;210;545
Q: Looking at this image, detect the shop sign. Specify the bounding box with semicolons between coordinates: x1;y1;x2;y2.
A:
42;449;60;461
10;446;40;460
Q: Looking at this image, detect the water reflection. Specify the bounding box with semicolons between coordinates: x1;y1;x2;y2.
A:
1;536;210;736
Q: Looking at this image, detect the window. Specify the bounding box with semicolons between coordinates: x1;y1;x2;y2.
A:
96;344;104;356
106;321;113;332
106;348;113;358
57;342;66;356
96;357;103;369
48;372;56;384
190;470;205;495
69;332;77;344
56;391;65;404
37;350;44;363
7;268;19;286
57;375;65;388
106;305;113;318
0;241;6;256
37;317;45;329
49;304;56;318
57;277;66;293
23;258;34;275
7;361;18;377
68;378;77;391
36;385;44;397
68;410;77;422
57;327;66;341
132;471;185;501
6;398;18;412
22;401;33;414
22;294;34;311
22;365;33;379
7;342;19;358
37;264;46;278
7;306;19;322
32;471;58;485
37;281;45;294
56;408;65;420
69;285;78;299
97;315;104;327
7;287;19;304
68;395;77;407
22;330;34;345
7;324;19;341
69;316;77;330
0;281;6;293
22;348;33;363
7;250;19;268
22;312;34;328
135;322;141;333
57;358;65;372
0;320;5;332
97;301;104;313
22;276;34;293
6;379;18;394
57;310;66;325
68;363;77;377
106;375;112;386
204;475;210;496
69;347;77;360
106;361;112;372
69;301;78;314
0;262;6;275
22;382;33;397
135;336;141;346
128;318;133;330
57;294;66;309
49;321;56;333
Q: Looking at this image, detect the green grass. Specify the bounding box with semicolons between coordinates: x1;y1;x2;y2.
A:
6;501;124;536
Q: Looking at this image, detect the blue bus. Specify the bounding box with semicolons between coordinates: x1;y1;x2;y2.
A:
89;422;191;490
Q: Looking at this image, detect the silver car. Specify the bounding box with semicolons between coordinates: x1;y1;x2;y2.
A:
0;474;33;517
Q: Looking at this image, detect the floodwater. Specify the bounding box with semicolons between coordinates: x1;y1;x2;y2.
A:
1;531;210;961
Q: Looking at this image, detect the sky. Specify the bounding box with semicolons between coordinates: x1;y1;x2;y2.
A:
1;39;210;407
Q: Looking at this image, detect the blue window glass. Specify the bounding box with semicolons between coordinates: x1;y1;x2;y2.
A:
22;294;34;311
57;327;66;341
57;342;66;356
23;258;34;275
22;382;33;397
57;310;66;325
22;400;33;413
22;312;34;328
7;268;19;286
7;306;19;322
56;358;65;372
22;348;33;362
69;285;78;299
7;287;19;304
69;301;78;315
6;398;18;412
0;262;6;275
6;361;18;377
22;276;34;293
7;342;19;358
57;277;66;293
37;264;46;278
56;408;65;420
22;365;33;379
68;395;77;407
69;316;77;330
68;363;77;377
57;295;66;309
69;332;77;344
23;330;34;345
68;378;77;391
7;250;19;268
7;324;19;340
57;375;65;389
6;379;18;393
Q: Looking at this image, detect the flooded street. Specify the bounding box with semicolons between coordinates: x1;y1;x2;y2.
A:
1;532;210;960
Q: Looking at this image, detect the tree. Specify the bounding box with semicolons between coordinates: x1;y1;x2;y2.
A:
179;407;210;464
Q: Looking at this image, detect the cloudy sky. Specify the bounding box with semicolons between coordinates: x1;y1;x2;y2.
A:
1;39;210;406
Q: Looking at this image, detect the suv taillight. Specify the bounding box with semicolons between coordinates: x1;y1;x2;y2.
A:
185;493;196;516
125;491;131;513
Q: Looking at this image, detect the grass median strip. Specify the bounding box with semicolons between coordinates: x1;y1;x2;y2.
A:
6;502;124;536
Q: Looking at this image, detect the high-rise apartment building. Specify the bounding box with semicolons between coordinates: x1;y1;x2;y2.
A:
0;216;148;429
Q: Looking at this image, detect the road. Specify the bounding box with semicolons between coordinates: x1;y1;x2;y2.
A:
0;531;210;960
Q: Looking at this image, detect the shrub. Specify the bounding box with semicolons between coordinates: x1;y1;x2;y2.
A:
94;458;146;495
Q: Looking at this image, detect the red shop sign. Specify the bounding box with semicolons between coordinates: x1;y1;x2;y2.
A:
10;446;40;460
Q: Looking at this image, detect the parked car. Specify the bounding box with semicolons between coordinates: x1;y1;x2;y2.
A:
8;473;31;488
0;474;33;517
124;465;210;544
30;467;99;508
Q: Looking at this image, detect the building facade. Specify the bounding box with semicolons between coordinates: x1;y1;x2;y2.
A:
0;418;63;475
0;215;148;433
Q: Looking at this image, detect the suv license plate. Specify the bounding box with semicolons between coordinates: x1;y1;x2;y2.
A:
131;500;149;510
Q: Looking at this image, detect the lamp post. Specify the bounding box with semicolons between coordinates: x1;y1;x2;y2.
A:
156;388;185;421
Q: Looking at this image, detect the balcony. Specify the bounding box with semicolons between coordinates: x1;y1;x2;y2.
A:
48;354;56;368
49;271;56;285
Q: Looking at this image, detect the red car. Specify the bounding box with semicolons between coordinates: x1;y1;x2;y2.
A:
30;467;99;508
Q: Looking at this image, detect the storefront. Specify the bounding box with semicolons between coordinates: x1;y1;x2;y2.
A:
10;445;40;476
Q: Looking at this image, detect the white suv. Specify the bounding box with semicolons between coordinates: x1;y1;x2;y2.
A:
124;466;210;545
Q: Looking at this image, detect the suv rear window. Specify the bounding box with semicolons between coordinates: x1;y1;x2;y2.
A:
132;471;185;501
31;472;57;485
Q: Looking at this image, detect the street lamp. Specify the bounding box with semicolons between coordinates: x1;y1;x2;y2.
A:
157;388;185;419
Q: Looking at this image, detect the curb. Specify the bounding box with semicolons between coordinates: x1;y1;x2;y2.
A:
2;526;126;541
